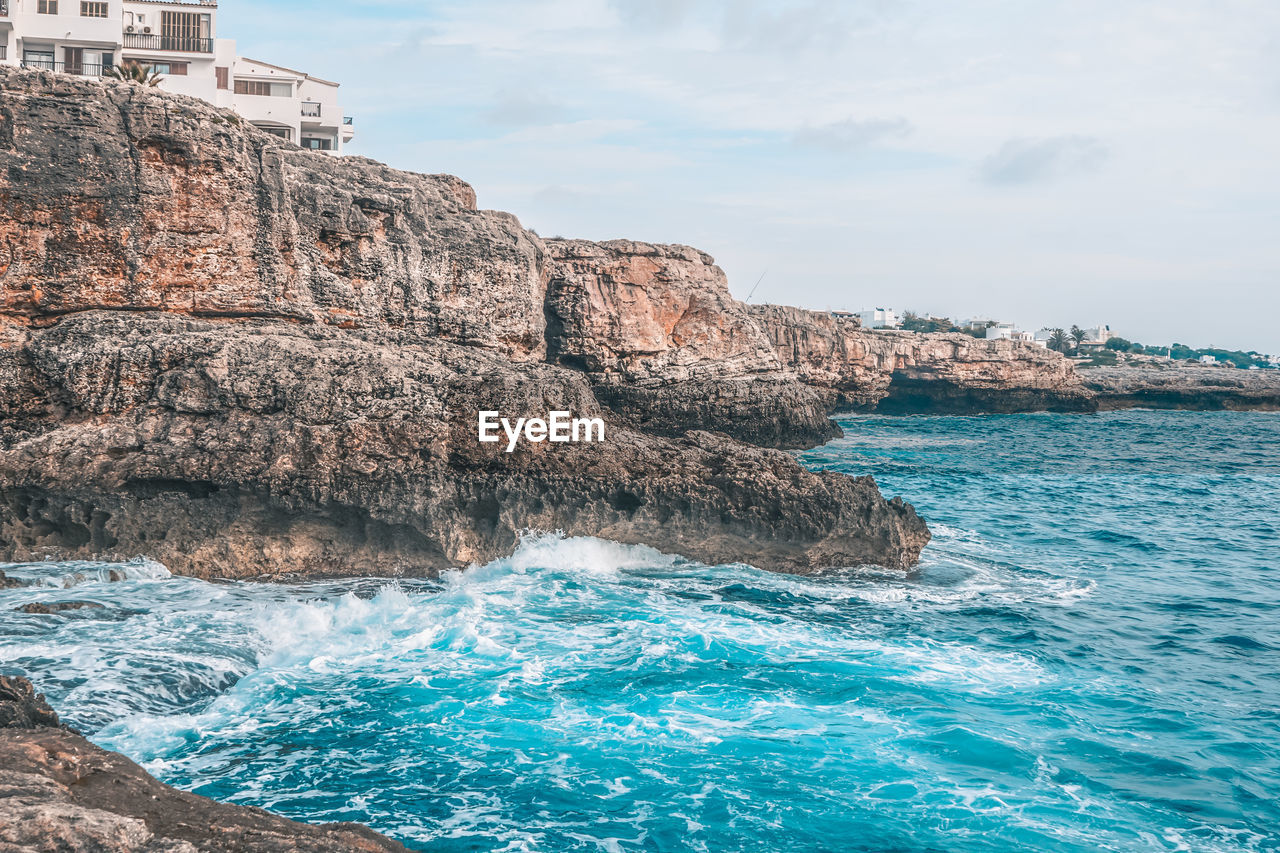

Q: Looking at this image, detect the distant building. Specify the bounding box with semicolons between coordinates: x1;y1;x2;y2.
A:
1082;325;1112;345
986;324;1037;344
962;317;996;334
1199;354;1217;365
2;0;355;154
858;308;900;329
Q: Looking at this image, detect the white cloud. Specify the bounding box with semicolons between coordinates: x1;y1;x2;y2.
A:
793;118;913;153
980;136;1109;186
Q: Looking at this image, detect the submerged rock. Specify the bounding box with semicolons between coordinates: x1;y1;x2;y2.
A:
16;601;105;614
0;676;414;852
0;571;29;589
0;68;928;577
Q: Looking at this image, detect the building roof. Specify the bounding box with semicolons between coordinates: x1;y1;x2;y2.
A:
237;57;340;87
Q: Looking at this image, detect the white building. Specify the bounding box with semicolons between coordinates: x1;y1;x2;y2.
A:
986;324;1038;345
1199;354;1217;365
1;0;354;154
858;308;900;329
1082;325;1112;345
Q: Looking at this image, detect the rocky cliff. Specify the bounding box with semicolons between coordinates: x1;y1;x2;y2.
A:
0;67;929;576
0;675;414;852
1083;364;1280;411
544;239;838;446
749;305;1096;414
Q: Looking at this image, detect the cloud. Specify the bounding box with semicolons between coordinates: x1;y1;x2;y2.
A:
482;89;568;127
609;0;696;30
793;117;912;152
720;0;881;56
980;135;1109;186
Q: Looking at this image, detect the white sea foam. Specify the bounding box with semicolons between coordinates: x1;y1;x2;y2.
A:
1;557;171;589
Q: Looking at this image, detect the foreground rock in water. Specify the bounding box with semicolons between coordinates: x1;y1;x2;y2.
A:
1082;364;1280;411
0;68;928;576
0;675;414;852
749;305;1097;414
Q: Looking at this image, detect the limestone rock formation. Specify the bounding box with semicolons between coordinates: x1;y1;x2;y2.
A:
0;67;929;577
0;675;414;852
750;305;1097;413
544;240;838;446
1083;364;1280;410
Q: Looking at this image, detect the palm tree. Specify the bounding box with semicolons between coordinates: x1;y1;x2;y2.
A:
106;61;164;87
1048;328;1070;353
1070;325;1088;349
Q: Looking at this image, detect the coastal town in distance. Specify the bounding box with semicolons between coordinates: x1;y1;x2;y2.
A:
843;306;1280;370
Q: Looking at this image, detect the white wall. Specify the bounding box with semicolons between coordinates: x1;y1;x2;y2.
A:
232;58;302;140
297;75;343;152
15;0;122;48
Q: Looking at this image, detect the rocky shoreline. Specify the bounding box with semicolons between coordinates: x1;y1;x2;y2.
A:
0;68;1274;583
0;675;415;852
1082;364;1280;411
0;67;929;578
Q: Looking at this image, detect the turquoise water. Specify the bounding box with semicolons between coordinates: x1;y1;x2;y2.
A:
1;410;1278;851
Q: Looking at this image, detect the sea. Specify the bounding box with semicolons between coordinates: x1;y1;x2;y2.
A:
1;410;1277;852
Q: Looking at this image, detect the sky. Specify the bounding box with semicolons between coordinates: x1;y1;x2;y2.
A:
221;0;1280;353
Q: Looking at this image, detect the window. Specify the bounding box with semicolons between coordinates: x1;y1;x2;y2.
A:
80;1;107;16
303;137;333;151
161;10;211;51
23;49;55;69
301;101;321;118
37;0;57;13
235;79;291;97
126;61;188;76
216;66;229;90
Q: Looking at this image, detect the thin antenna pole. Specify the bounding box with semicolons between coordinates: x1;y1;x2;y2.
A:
745;270;768;303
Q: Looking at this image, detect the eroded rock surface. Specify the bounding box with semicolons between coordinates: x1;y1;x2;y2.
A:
1083;364;1280;411
750;305;1097;413
0;676;413;852
0;68;928;577
544;240;838;446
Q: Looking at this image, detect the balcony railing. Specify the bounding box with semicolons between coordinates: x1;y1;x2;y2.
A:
21;59;108;78
301;102;321;118
123;33;214;53
343;116;353;125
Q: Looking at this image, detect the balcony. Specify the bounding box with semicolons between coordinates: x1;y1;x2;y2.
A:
301;102;321;118
21;59;107;78
123;32;213;53
0;1;9;16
